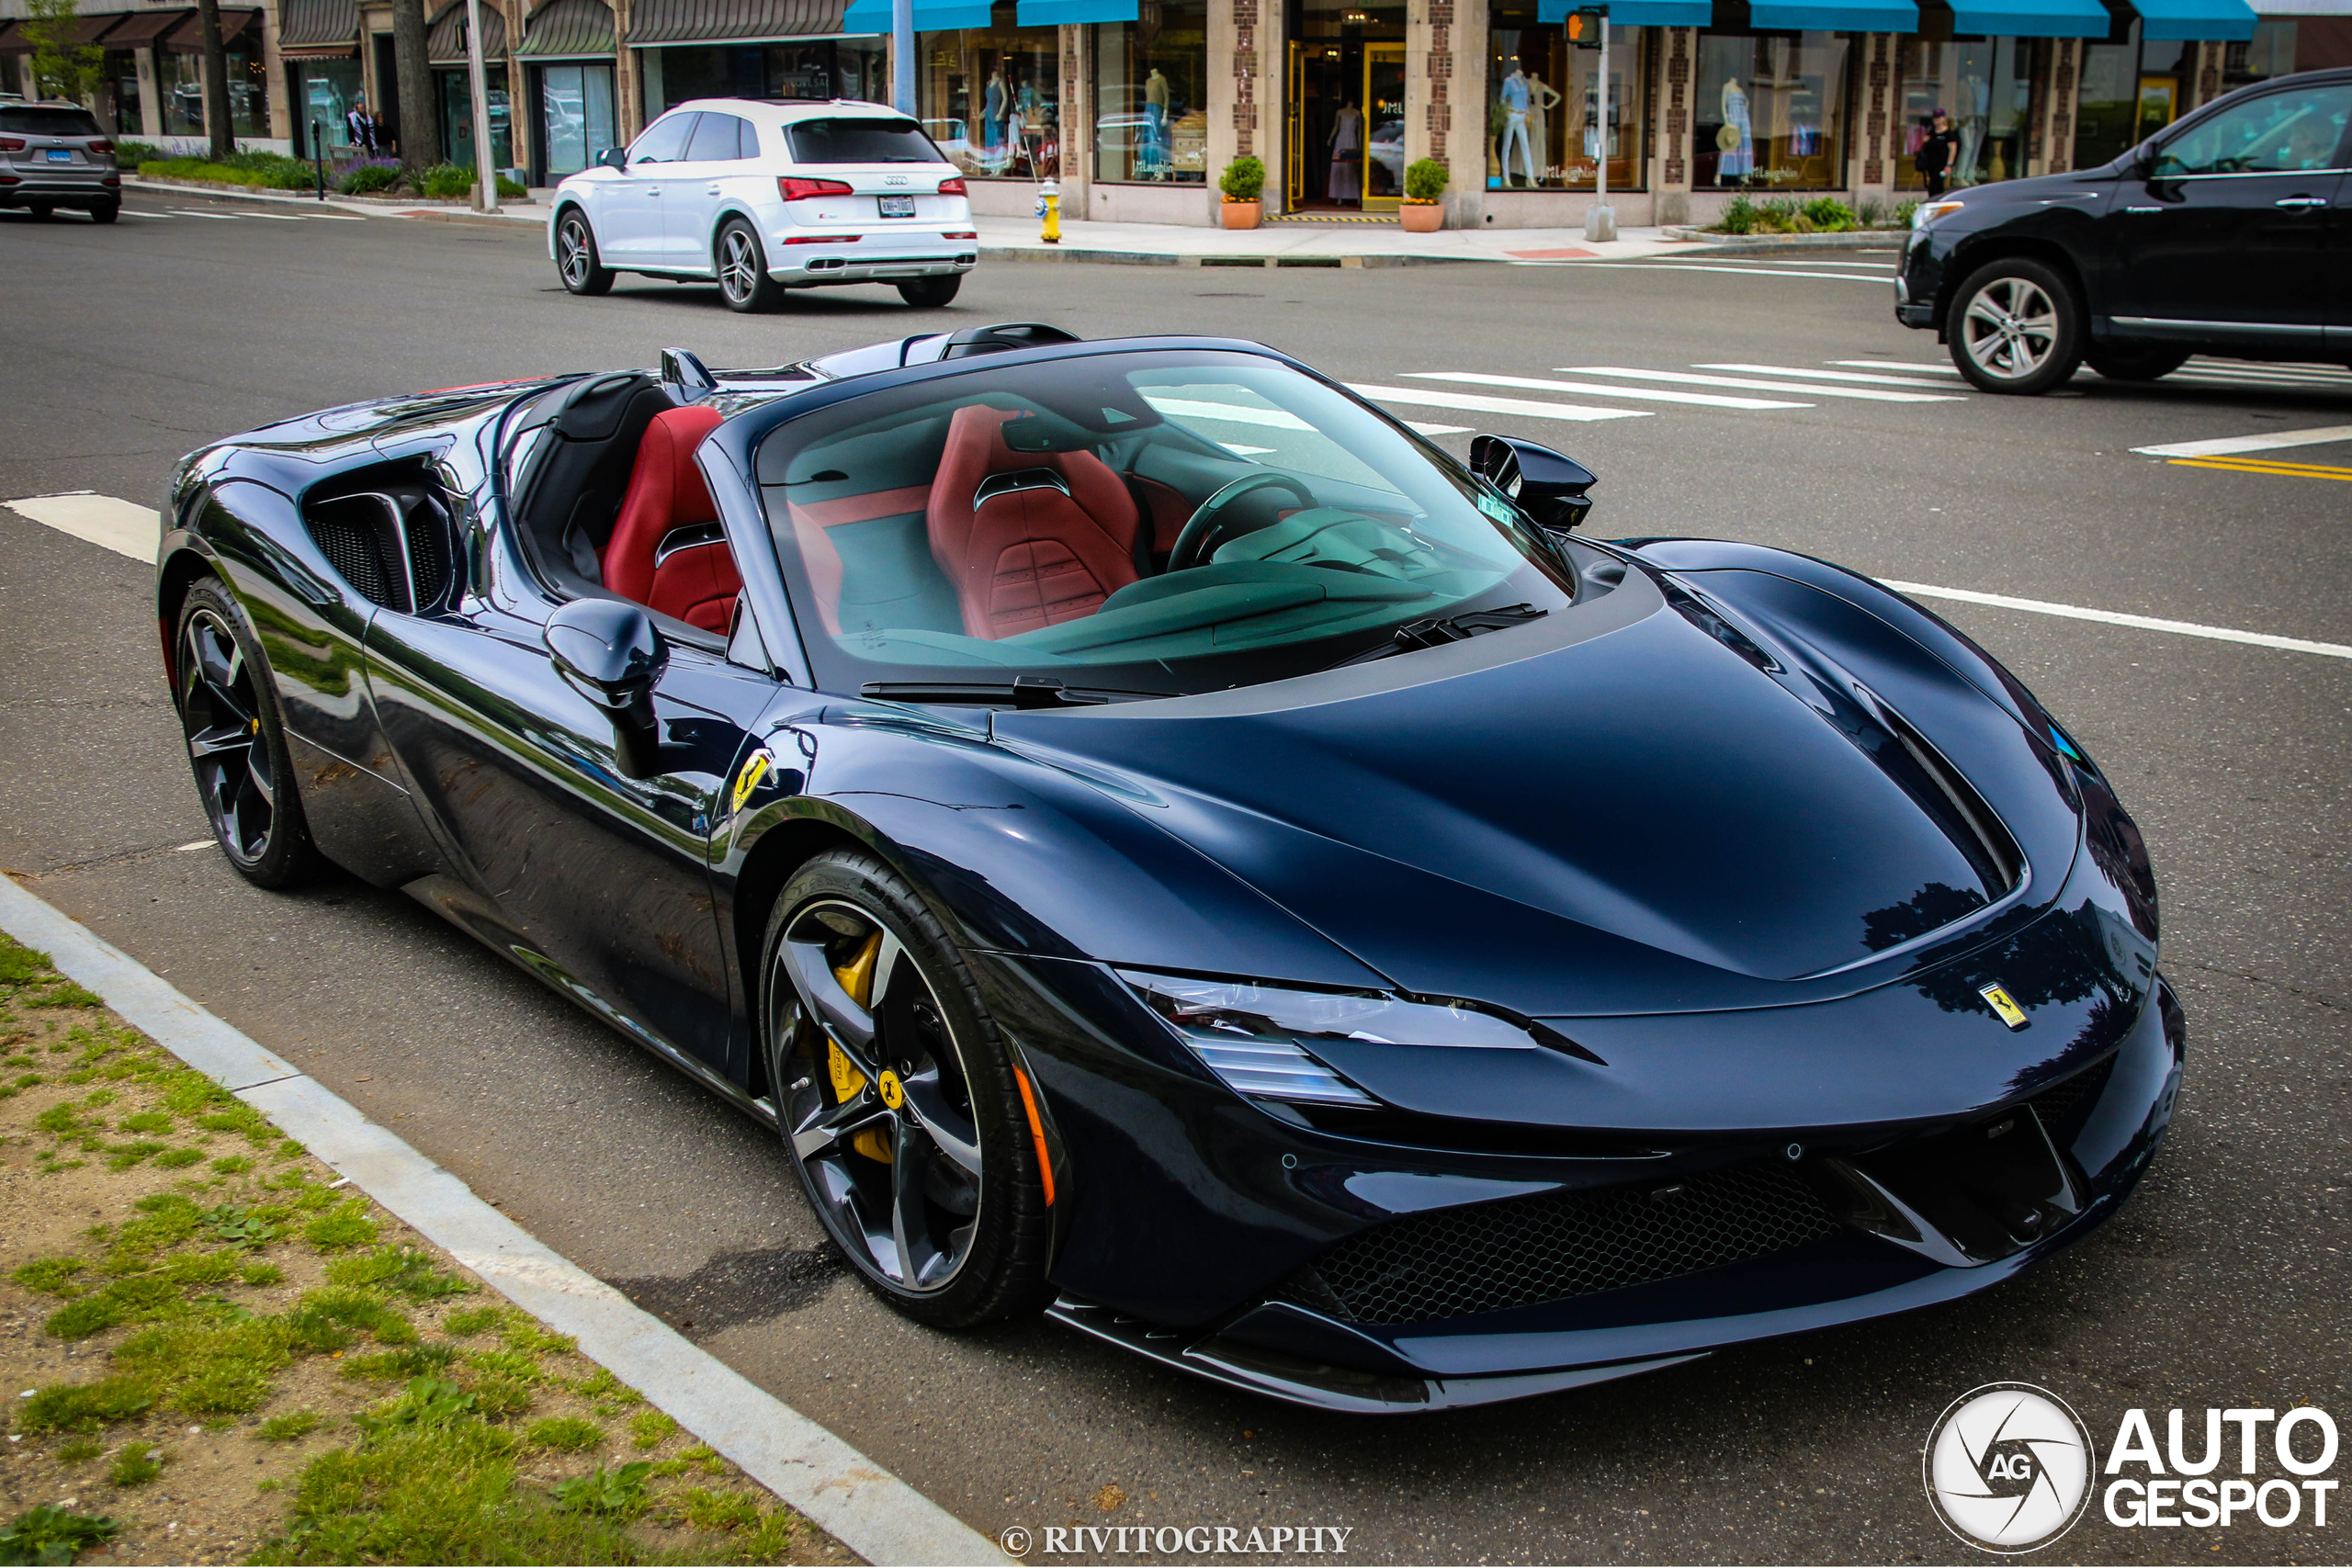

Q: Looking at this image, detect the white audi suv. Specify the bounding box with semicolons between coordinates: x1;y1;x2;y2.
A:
548;97;977;311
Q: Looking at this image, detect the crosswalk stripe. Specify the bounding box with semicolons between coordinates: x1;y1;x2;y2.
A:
1346;384;1651;423
1406;422;1474;436
1835;360;1961;376
1697;362;1962;389
1558;367;1962;403
1884;580;2352;660
170;209;241;220
1404;371;1808;412
2132;424;2352;457
2186;358;2352;381
4;491;158;560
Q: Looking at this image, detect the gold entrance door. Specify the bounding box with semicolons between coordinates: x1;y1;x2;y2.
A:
1287;40;1306;211
1363;42;1406;212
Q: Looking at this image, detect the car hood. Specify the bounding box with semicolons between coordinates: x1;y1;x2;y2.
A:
992;570;2079;1017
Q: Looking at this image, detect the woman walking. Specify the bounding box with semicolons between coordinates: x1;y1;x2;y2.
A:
1916;108;1960;199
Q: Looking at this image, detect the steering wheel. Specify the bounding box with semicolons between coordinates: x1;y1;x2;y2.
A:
1165;472;1317;573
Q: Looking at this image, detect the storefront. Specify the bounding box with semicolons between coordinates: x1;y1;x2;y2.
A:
633;0;888;116
1486;12;1650;193
518;0;616;182
1096;0;1209;187
1284;0;1404;210
428;0;513;171
161;8;270;138
915;1;1064;180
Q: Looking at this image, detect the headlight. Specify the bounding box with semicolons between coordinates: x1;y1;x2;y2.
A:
1119;970;1537;1109
1913;199;1966;229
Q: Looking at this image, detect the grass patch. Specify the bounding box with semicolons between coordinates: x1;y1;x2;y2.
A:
109;1447;164;1485
325;1244;469;1301
18;1374;158;1433
260;1409;324;1441
341;1344;458;1383
10;1256;85;1295
54;1438;104;1464
303;1200;379;1251
211;1154;254;1174
527;1415;604;1452
443;1304;510;1338
26;981;105;1009
630;1409;678;1450
0;1506;122;1562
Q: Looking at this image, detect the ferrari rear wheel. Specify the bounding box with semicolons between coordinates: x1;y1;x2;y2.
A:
174;579;321;889
556;209;615;296
762;850;1051;1327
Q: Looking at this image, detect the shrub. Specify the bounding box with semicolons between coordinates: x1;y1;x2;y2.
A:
1717;193;1758;233
136;155;318;192
0;1506;121;1562
1894;197;1921;228
1801;196;1858;231
338;161;399;196
1217;154;1264;202
1404;156;1449;203
109;139;164;165
419;162;473;200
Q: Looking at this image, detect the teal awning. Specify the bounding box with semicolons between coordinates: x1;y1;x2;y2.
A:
1536;0;1713;20
1950;0;2109;32
841;0;993;31
1748;0;1917;25
1016;0;1137;21
2132;0;2256;38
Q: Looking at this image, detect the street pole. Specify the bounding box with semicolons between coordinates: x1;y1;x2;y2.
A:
312;117;326;200
1585;11;1616;242
464;0;498;212
892;0;914;118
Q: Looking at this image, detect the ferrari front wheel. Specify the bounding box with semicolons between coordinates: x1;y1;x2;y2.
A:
174;579;321;889
762;850;1052;1328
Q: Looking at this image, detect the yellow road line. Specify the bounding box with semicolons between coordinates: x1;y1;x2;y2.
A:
2166;457;2352;480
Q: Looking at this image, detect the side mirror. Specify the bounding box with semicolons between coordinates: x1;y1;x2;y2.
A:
1471;434;1597;534
596;145;628;171
546;598;669;778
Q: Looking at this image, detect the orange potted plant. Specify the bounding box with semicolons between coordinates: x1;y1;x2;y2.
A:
1220;156;1264;230
1401;157;1447;231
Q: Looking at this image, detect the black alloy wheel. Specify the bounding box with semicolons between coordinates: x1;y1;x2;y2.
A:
898;275;961;308
2085;343;2192;382
90;201;119;224
174;579;320;888
762;850;1051;1327
716;219;783;313
1947;256;2082;395
556;208;615;296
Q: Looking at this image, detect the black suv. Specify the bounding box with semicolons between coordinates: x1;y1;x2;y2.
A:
1895;67;2349;393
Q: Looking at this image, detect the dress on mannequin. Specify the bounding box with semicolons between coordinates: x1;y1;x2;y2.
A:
1716;77;1753;180
1525;71;1562;178
1328;100;1363;201
1498;65;1533;185
983;69;1006;153
1143;67;1169;175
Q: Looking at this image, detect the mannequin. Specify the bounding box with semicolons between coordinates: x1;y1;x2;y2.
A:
1498;61;1533;186
1143;66;1170;175
1524;69;1563;181
1328;97;1363;201
1716;75;1753;182
983;67;1007;155
1957;68;1986;183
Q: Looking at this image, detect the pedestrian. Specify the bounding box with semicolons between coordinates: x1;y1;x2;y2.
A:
1916;108;1959;199
345;95;379;156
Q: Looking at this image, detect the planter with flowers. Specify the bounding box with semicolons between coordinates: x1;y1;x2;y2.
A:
1219;156;1264;230
1401;158;1448;231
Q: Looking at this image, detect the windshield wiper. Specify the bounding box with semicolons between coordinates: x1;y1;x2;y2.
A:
861;678;1169;709
1331;604;1550;669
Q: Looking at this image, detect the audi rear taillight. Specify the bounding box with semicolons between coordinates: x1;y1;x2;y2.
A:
937;176;967;196
779;175;854;200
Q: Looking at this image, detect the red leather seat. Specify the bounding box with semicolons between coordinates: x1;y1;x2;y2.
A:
600;403;741;634
927;406;1142;640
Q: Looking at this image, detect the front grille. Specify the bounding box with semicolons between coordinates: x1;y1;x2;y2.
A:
1295;1160;1842;1326
2029;1053;2117;1136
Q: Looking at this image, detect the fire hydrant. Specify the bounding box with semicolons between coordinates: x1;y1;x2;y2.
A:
1036;177;1061;244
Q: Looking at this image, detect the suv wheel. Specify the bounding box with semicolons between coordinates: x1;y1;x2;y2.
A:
2085;343;2191;382
28;203;53;220
898;276;961;308
1948;257;2082;394
90;201;119;224
716;219;783;312
555;209;615;296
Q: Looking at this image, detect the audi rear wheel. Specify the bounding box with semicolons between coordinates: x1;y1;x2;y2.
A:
1948;257;2082;394
897;276;961;308
174;579;321;889
555;209;614;296
761;849;1052;1328
716;219;783;312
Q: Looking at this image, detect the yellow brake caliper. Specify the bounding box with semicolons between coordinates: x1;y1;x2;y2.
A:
827;931;894;1164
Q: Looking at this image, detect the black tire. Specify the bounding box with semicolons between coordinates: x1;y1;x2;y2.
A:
898;275;961;308
88;201;119;224
761;848;1052;1329
554;207;615;296
28;203;53;220
173;578;322;890
1946;256;2082;395
715;218;784;313
2085;343;2191;382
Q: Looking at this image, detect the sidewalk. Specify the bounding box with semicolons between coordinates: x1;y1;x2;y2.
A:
970;211;1698;265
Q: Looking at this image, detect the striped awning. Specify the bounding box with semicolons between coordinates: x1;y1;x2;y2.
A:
628;0;850;43
841;0;993;31
277;0;360;51
427;0;509;62
515;0;613;54
0;20;24;53
104;9;194;45
2131;0;2257;35
164;7;260;51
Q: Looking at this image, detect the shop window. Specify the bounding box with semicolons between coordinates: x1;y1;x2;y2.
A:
918;3;1060;178
2076;28;2185;169
1894;37;2028;189
2222;21;2298;91
1486;15;1647;191
642;40;889;118
537;62;616;177
1693;30;1850;191
436;65;512;170
1094;0;1208;183
301;60;367;152
161;42;269;138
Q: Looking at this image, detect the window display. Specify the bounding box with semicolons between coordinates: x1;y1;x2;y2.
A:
164;36;271;138
1486;12;1646;191
642;40;888;114
1894;38;2028;190
2075;28;2183;168
1692;31;1849;190
301;59;367;152
1095;0;1207;183
919;4;1059;178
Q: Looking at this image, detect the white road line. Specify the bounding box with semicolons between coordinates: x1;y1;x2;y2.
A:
1404;371;1808;412
1347;383;1651;423
1557;367;1962;403
1884;581;2352;660
4;491;158;560
2131;424;2352;458
2186;358;2352;380
1405;421;1473;436
1527;262;1895;282
1835;359;1962;376
0;875;1008;1568
169;208;242;220
1697;362;1963;390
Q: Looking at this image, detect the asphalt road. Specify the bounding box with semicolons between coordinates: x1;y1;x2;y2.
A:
2;195;2347;1565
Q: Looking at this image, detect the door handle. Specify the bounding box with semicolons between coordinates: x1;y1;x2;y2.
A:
2274;196;2329;209
707;185;720;195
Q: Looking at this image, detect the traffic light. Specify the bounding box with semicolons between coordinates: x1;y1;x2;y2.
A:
1566;6;1605;47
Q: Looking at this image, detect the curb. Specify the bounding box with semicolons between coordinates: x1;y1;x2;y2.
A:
123;175;537;220
0;872;1005;1568
1657;226;1907;253
978;244;1471;267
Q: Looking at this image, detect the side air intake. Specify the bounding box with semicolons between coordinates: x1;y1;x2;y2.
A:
302;479;456;615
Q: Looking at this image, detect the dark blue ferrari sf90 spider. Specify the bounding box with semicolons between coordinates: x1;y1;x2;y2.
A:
157;322;2180;1412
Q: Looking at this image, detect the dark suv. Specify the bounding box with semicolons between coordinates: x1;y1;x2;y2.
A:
1895;67;2349;393
0;101;120;222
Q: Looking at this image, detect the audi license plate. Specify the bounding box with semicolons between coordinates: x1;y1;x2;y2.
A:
47;149;73;162
876;195;916;218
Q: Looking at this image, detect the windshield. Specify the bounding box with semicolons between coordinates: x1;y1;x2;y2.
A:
753;348;1576;698
786;117;944;164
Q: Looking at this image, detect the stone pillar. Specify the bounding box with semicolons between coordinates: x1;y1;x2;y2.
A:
136;48;164;138
1408;0;1479;223
1859;31;1891;198
613;0;639;140
2043;36;2078;174
2188;39;2222;108
1653;25;1691;225
504;0;530;177
1058;22;1087;208
263;6;291;139
1208;0;1239;216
